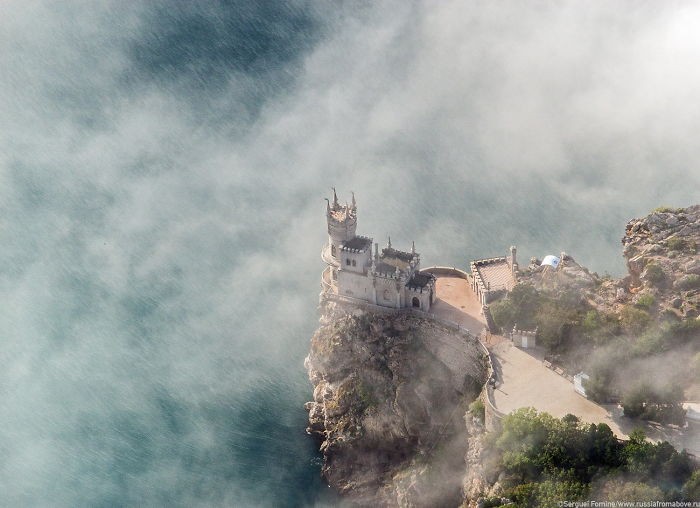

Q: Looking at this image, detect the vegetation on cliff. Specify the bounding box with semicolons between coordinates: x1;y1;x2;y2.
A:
305;301;488;506
490;205;700;424
481;409;699;507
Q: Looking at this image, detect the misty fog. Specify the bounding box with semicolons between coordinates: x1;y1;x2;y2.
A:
1;1;699;506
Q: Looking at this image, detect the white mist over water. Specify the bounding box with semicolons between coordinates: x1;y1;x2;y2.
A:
1;1;699;506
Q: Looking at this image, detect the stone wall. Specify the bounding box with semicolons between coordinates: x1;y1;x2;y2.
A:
420;266;471;280
337;269;374;300
339;248;370;274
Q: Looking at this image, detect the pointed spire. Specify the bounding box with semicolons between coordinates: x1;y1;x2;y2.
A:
351;191;356;209
411;241;415;254
332;187;339;208
345;202;349;219
325;198;330;213
388;236;392;249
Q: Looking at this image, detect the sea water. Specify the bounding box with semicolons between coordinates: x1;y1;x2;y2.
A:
1;2;698;507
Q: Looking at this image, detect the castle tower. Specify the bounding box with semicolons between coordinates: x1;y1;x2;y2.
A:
325;188;357;264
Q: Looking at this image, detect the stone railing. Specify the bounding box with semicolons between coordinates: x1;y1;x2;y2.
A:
321;266;334;293
419;266;471;280
321;244;338;266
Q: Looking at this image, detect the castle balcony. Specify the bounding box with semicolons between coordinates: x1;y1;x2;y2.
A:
321;266;336;293
321;244;339;267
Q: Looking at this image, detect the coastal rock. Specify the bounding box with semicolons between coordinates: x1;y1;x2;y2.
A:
305;300;487;506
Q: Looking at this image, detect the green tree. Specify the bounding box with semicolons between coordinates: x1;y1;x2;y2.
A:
535;301;577;351
508;476;588;508
497;408;556;481
491;284;540;331
683;471;700;501
600;480;664;501
622;383;686;425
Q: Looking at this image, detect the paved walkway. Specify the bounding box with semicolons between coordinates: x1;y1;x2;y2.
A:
430;276;486;335
430;275;700;450
431;275;626;434
490;341;627;437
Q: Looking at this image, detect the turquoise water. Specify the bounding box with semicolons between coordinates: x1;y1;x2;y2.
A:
1;2;699;506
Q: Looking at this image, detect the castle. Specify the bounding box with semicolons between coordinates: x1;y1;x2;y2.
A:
321;189;436;311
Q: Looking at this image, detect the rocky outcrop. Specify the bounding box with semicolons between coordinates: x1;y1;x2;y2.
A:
520;206;700;320
523;253;598;295
621;206;700;318
305;300;488;506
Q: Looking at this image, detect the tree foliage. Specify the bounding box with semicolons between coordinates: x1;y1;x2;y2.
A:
622;383;686;425
494;410;697;504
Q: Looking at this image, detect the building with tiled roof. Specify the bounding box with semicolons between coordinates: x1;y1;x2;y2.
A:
470;246;518;305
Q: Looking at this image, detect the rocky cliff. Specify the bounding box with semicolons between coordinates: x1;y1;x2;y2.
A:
522;205;700;320
305;300;488;506
621;205;700;318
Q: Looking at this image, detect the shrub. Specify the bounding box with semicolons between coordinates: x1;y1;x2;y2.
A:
635;293;655;310
683;471;700;501
677;274;700;291
653;206;680;213
661;319;700;348
599;480;664;502
632;329;665;355
622;383;686;425
490;299;516;331
354;379;377;411
490;284;540;331
643;263;665;285
620;306;651;334
667;237;687;251
469;398;485;423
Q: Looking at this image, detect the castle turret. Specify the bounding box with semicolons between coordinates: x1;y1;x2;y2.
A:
326;189;358;263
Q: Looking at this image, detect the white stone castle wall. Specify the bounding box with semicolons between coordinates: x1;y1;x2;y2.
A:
337;270;374;300
327;217;356;260
405;287;431;310
375;276;401;307
339;249;371;274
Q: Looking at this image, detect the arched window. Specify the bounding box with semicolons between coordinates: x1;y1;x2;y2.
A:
331;245;336;257
346;258;351;266
383;289;390;301
412;297;420;308
352;260;356;267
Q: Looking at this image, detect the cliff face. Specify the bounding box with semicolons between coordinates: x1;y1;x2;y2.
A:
520;205;700;320
305;300;487;506
622;205;700;318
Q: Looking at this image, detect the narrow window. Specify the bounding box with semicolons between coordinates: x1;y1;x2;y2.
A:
346;258;351;266
352;260;356;267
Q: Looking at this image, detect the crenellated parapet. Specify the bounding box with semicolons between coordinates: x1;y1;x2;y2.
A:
510;325;537;348
470;248;518;305
322;190;435;311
